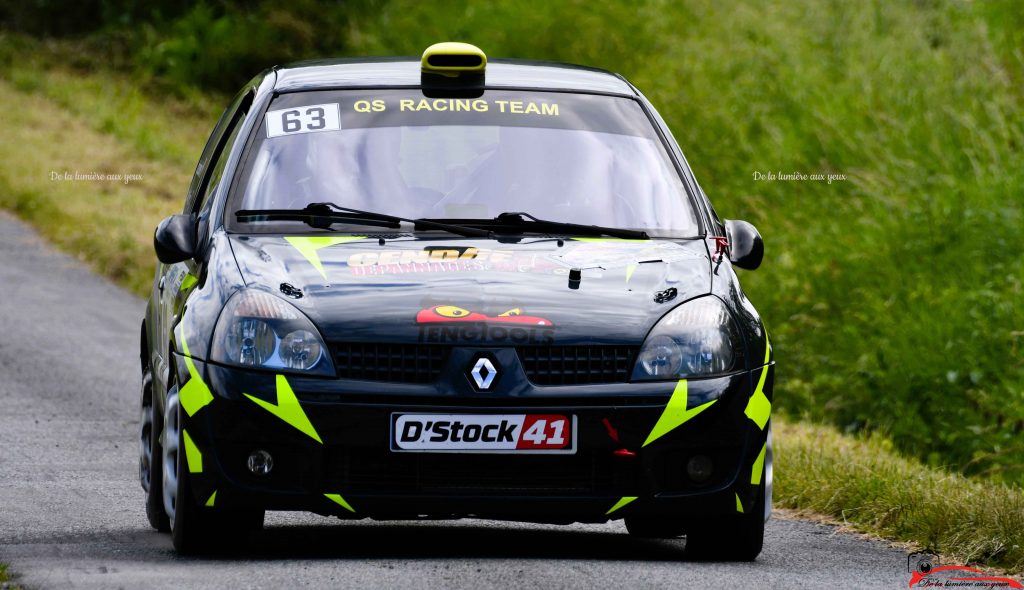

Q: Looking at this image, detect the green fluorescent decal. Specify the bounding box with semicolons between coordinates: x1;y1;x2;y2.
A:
205;491;217;507
244;374;323;443
182;429;203;474
744;335;773;430
325;493;356;513
642;380;716;447
735;493;744;513
179;273;198;292
751;442;766;485
572;237;650;243
177;323;214;417
625;263;637;283
605;496;638;515
285;236;366;279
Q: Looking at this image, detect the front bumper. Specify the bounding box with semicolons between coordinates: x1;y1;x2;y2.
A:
174;355;774;523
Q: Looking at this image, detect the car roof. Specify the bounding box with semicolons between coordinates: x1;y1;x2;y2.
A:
272;57;637;96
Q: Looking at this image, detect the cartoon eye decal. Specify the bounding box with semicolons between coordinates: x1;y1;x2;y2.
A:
498;308;522;317
434;305;472;318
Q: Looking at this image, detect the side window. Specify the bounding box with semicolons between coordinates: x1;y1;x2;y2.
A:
705;192;726;236
183;89;253;215
193;115;246;217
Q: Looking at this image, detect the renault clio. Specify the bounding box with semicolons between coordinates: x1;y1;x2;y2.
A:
139;42;775;559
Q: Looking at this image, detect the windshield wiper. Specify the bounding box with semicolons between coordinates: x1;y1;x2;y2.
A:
496;212;649;239
236;202;491;238
422;212;649;240
236;205;400;230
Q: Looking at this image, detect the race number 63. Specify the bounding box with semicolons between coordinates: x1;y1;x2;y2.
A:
265;103;341;137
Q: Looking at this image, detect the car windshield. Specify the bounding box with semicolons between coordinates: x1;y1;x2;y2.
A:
228;89;700;237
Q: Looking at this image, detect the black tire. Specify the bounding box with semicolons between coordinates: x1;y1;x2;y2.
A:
624;516;686;539
140;368;170;532
171;470;264;555
165;388;264;555
684;484;765;561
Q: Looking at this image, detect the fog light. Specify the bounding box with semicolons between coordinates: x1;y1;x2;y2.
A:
247;449;273;476
686;455;713;483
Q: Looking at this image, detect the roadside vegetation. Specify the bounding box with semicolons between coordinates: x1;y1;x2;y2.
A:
1;0;1022;575
776;420;1024;573
0;57;201;294
0;562;23;590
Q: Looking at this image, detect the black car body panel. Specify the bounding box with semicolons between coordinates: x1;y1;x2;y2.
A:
142;50;775;538
227;235;714;345
177;357;771;523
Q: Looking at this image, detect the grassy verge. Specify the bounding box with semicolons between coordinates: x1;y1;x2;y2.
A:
0;33;221;170
0;78;185;294
0;562;23;590
776;419;1024;574
0;40;213;294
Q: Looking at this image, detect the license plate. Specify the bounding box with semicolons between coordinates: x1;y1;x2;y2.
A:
390;413;577;454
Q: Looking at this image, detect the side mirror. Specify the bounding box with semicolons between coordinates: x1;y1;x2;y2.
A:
725;219;764;270
154;214;198;264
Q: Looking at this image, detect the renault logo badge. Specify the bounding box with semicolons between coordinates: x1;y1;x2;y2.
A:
469;355;499;390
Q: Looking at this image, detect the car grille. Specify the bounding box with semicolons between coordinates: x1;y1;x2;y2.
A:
517;345;637;386
330;343;637;385
331;343;450;384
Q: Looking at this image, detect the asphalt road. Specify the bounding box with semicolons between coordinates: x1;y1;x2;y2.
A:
0;212;913;589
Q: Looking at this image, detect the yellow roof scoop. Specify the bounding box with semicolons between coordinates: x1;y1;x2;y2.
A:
421;42;487;75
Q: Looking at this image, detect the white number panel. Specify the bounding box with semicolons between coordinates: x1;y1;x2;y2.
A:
265;103;341;138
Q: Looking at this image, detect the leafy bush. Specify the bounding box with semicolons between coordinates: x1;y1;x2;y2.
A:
0;0;191;36
134;3;322;92
1;1;376;93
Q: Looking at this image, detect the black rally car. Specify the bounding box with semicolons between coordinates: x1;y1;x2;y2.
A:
140;42;774;558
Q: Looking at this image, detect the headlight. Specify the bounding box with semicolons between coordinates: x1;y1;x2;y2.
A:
211;289;335;376
632;297;740;381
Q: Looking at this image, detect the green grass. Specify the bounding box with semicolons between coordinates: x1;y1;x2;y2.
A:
0;562;23;590
0;70;203;294
0;33;220;171
776;418;1024;574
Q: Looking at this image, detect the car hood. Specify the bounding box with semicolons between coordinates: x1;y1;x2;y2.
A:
228;235;711;345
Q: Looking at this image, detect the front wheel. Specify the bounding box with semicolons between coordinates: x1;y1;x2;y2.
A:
684;483;765;561
140;368;169;532
162;386;263;555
